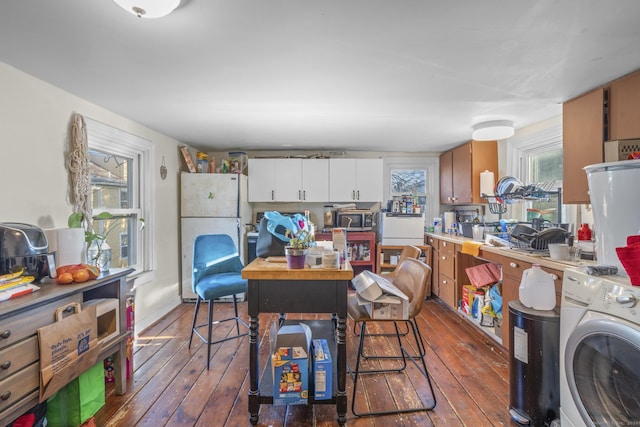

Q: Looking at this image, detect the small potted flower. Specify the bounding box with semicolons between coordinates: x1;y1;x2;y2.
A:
284;228;315;269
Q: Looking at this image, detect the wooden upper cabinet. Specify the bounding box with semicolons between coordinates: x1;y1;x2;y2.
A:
609;71;640;141
440;140;497;205
452;143;472;203
439;151;453;204
562;88;604;204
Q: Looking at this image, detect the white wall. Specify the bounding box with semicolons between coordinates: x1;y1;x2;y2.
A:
0;62;183;334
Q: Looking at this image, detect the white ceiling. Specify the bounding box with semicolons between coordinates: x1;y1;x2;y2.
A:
2;0;640;153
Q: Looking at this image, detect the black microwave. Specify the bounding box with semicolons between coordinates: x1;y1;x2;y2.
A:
335;210;374;231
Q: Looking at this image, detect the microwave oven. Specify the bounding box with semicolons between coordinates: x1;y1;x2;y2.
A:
335;210;374;231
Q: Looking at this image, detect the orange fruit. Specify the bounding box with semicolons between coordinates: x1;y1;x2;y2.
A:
56;272;74;285
73;269;90;283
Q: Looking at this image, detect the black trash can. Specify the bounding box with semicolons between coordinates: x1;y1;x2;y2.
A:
508;300;560;426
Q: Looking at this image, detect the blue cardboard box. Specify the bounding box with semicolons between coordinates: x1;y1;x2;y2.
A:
271;323;312;406
312;339;332;400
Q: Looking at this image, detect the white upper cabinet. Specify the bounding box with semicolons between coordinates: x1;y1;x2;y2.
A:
248;158;276;202
248;158;329;202
329;159;383;202
300;158;330;202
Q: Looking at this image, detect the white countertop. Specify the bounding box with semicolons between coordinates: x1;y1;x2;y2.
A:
424;232;595;271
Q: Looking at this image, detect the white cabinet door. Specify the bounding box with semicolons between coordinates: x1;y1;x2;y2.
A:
301;158;329;202
355;158;383;202
329;159;357;201
248;159;276;202
329;159;382;202
275;159;303;202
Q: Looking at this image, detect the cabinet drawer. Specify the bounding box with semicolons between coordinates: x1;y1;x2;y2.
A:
501;258;532;280
439;253;455;278
0;362;38;414
426;236;437;247
0;295;82;350
439;240;455;256
0;337;38;381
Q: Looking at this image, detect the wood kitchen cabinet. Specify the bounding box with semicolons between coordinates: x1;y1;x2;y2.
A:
426;235;439;298
428;237;457;309
248;158;329;202
562;87;605;204
480;251;563;352
329;159;383;202
609;71;640;141
440;140;498;205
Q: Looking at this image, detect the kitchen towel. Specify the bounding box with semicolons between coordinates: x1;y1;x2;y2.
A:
461;241;484;257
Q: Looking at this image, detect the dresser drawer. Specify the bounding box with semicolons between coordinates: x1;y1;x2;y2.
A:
0;337;38;381
0;363;39;414
0;295;82;350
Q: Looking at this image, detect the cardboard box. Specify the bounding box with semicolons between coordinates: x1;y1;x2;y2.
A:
84;299;119;345
351;270;384;301
461;285;475;316
312;339;332;400
353;271;409;320
271;323;312;406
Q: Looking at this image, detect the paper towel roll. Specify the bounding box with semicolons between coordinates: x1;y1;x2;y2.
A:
45;228;86;266
480;170;495;197
444;212;457;232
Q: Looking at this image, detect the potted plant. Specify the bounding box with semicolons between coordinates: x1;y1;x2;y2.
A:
284;228;314;269
68;212;145;271
68;211;115;270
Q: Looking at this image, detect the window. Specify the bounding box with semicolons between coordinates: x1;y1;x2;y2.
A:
506;119;565;223
390;169;427;210
85;117;153;274
384;157;438;222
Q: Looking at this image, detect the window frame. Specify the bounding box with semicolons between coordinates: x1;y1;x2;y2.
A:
505;119;568;223
85;117;154;274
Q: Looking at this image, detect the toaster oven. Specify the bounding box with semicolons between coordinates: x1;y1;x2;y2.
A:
335;210;374;231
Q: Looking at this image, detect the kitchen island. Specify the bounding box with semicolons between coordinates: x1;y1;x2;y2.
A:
241;258;353;426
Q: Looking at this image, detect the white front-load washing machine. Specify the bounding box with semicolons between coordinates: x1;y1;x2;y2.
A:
560;268;640;427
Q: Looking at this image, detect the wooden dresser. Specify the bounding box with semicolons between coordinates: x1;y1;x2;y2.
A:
0;268;133;425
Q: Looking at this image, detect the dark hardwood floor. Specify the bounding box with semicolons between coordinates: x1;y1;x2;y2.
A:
97;297;510;426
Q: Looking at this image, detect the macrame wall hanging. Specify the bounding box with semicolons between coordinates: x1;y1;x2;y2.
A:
68;113;93;233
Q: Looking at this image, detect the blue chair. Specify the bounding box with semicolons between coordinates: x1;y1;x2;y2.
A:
188;234;249;369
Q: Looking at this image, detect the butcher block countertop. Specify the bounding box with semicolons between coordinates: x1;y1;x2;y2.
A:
242;257;354;280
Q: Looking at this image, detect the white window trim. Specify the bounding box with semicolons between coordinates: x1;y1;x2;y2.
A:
506;122;562;181
85;117;154;274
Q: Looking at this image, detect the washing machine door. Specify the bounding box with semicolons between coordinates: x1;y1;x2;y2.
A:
565;312;640;426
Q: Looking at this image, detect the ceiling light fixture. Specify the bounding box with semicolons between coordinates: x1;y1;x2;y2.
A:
472;120;515;141
113;0;181;18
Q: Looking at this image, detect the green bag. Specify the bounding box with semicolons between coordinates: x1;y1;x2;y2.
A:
46;361;105;427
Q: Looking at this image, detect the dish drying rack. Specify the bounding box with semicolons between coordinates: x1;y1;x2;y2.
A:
482;181;563;220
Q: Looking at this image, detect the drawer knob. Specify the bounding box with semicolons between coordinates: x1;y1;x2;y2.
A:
0;361;10;370
0;330;10;340
441;256;446;260
510;262;518;268
0;391;10;401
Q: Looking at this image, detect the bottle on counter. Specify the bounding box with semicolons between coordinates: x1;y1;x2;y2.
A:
578;223;592;241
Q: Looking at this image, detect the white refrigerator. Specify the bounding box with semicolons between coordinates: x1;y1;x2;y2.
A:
180;172;251;301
